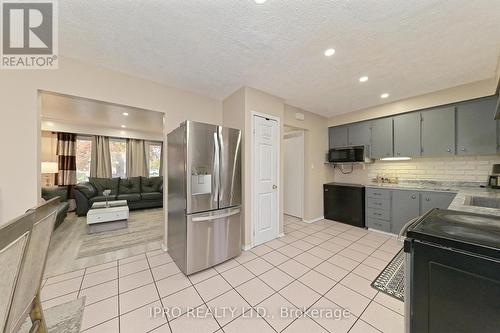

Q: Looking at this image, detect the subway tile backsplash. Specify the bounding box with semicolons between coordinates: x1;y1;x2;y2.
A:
332;155;500;184
367;155;500;183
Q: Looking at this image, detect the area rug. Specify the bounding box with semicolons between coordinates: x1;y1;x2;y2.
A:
371;249;405;301
19;297;85;333
77;208;163;258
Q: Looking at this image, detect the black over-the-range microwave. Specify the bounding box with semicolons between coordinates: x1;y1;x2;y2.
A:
328;146;369;163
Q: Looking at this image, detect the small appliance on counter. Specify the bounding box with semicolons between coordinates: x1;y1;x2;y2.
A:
402;208;500;333
323;183;365;227
488;164;500;189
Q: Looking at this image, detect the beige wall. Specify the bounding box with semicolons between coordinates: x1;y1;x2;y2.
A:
283;105;334;221
41;131;57;162
328;78;497;126
0;56;222;227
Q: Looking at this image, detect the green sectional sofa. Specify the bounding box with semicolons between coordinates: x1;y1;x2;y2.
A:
74;176;163;216
41;186;70;229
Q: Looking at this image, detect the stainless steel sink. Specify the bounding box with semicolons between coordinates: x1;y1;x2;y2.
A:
464;196;500;209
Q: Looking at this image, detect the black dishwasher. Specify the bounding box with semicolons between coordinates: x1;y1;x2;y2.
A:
323;182;365;227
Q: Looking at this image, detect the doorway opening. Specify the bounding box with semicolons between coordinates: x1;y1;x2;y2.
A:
38;91;166;276
284;129;304;219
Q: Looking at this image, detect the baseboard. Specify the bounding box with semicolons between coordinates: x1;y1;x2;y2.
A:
161;242;168;252
277;232;285;238
241;244;253;251
302;216;324;224
367;228;397;238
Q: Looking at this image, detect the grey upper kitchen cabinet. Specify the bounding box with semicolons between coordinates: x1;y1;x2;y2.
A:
347;121;371;147
371;117;393;159
419;191;457;216
456;96;498;155
393;112;421;157
329;126;348;149
421;106;456;156
391;189;420;234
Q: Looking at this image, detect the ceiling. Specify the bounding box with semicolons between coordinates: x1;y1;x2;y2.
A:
41;92;163;135
59;0;500;117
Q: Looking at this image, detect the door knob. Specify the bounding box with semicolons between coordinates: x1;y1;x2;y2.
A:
272;185;277;189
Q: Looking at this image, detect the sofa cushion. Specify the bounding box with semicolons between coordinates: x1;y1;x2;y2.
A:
89;178;120;196
42;186;68;202
141;192;162;201
119;177;141;194
89;195;117;206
117;193;141;202
75;182;97;199
141;176;163;193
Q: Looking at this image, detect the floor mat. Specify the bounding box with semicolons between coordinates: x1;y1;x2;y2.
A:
371;248;405;301
19;297;85;333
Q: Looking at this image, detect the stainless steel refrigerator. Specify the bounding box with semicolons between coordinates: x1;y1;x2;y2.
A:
167;121;242;275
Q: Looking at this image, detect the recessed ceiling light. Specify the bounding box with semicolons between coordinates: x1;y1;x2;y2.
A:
359;76;368;83
254;0;267;4
122;112;129;116
324;48;336;57
380;93;390;99
121;125;126;128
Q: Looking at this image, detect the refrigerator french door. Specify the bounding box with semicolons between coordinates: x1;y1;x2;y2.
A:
168;121;242;275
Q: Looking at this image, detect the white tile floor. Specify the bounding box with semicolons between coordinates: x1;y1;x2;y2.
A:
41;215;405;333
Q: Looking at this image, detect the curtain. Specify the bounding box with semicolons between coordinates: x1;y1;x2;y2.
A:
127;139;148;177
90;136;112;178
56;133;77;186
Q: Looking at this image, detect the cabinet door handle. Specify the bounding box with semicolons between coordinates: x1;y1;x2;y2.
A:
447;148;451;153
426;198;430;202
460;147;466;152
411;195;416;199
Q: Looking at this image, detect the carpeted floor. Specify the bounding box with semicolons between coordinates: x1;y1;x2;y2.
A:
77;208;164;258
44;208;164;277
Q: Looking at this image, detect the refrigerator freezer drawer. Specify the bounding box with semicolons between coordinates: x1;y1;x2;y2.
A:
186;207;241;275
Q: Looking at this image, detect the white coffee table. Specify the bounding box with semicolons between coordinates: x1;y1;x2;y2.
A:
87;200;129;234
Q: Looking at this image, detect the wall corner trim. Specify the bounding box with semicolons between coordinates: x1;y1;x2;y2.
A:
242;244;253;251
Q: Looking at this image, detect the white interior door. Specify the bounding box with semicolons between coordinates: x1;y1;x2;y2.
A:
253;115;279;246
284;131;304;218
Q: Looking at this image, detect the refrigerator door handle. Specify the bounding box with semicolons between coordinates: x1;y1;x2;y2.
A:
213;132;220;204
192;209;241;222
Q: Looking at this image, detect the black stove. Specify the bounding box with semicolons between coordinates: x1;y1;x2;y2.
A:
407;209;500;260
404;208;500;333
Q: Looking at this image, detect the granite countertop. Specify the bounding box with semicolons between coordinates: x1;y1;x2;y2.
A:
366;181;500;217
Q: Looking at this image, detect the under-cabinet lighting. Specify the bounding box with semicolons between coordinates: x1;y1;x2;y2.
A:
380;157;411;161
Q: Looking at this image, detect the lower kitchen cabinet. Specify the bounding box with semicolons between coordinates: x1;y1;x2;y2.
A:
391;190;420;234
419;191;457;216
366;187;458;235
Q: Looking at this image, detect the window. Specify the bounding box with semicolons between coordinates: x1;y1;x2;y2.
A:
76;137;92;183
147;142;162;177
110;139;127;178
